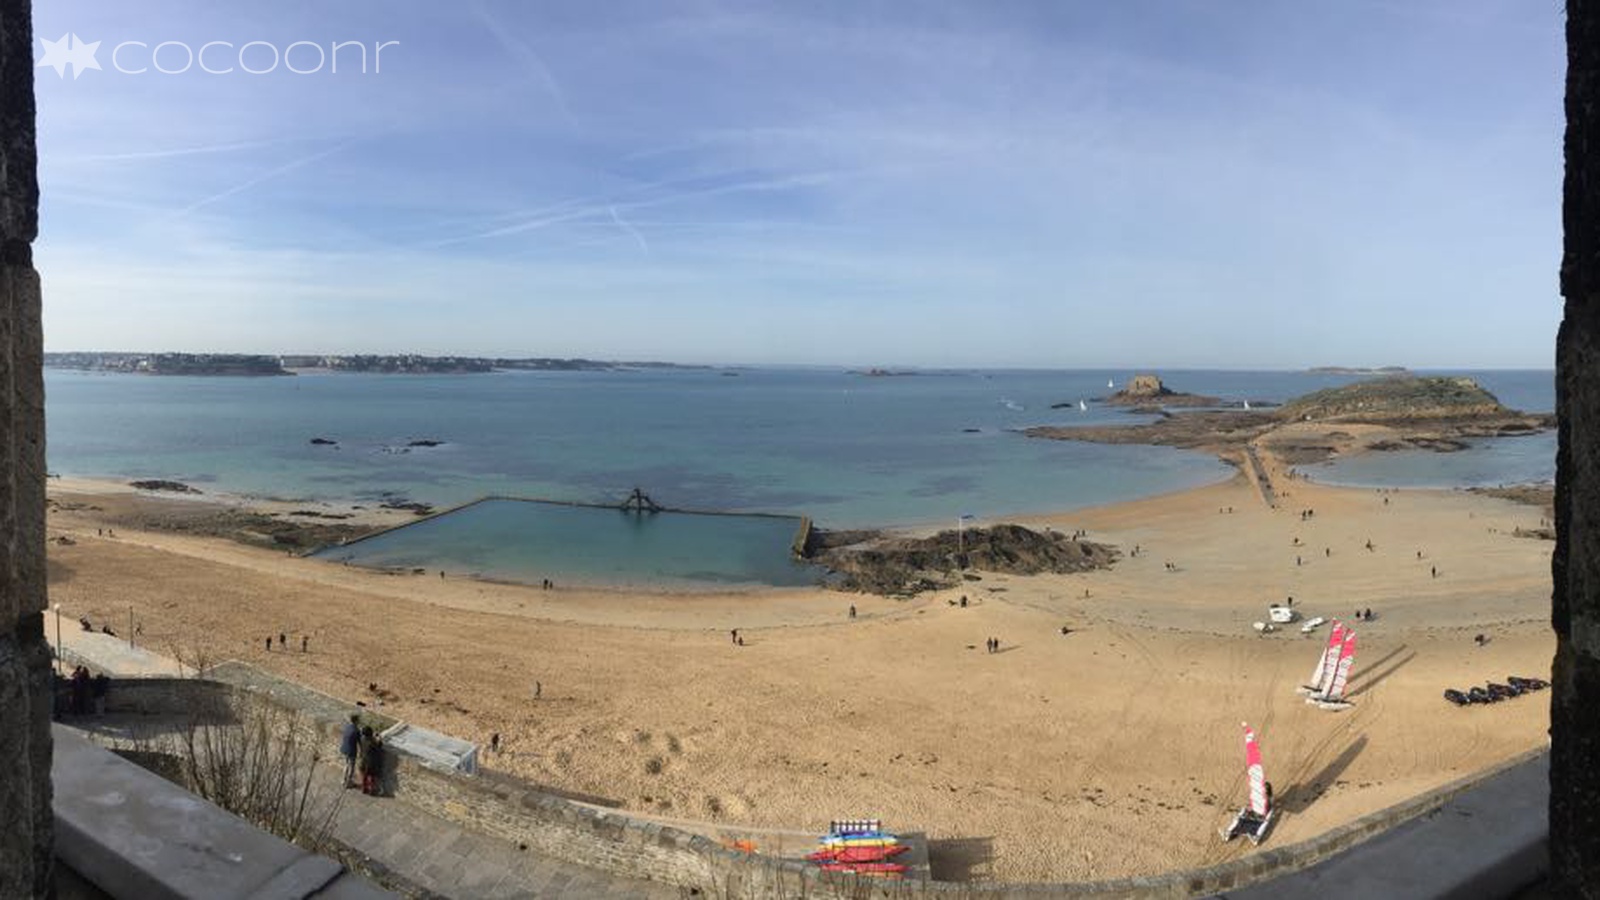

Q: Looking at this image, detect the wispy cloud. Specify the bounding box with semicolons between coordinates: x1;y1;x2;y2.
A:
172;139;360;217
31;0;1564;367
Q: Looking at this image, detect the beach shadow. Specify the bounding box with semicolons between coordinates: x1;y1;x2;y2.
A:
47;558;75;585
1347;647;1416;698
928;836;994;882
477;768;624;808
1279;735;1367;815
992;645;1022;655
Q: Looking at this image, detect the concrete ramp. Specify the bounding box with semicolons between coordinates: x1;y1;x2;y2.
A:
381;722;478;775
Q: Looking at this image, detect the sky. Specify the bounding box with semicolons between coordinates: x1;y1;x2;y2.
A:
31;0;1564;368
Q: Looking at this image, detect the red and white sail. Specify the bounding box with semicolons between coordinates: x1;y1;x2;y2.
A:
1307;621;1346;691
1322;632;1359;700
1244;722;1269;817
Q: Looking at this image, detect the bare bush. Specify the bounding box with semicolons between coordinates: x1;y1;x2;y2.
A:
122;693;343;850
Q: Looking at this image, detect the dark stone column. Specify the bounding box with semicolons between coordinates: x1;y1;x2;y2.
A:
1555;3;1600;897
0;0;51;896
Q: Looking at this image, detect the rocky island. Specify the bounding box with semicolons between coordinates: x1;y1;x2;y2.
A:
1027;375;1552;468
1099;373;1226;408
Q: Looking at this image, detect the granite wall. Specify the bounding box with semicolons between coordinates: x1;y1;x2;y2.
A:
1555;2;1600;895
0;0;51;896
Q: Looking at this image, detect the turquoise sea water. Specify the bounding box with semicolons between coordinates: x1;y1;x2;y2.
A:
315;500;824;589
45;367;1554;586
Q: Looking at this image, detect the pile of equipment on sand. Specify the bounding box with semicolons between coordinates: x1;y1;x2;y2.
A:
1443;676;1549;707
806;820;908;877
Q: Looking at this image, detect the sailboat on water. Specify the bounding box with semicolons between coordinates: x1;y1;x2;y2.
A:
1107;378;1115;389
1078;399;1087;412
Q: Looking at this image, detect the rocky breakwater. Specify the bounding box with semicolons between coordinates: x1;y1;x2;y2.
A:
1026;375;1553;467
807;524;1117;595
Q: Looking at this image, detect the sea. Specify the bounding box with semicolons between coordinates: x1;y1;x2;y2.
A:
44;367;1555;588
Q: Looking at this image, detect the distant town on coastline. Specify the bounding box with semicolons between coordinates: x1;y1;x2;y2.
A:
44;353;1431;378
42;352;705;376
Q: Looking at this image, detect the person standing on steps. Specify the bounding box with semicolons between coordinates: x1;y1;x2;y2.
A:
340;714;360;788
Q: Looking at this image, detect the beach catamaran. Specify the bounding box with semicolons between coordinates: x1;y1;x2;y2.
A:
1296;620;1346;695
1220;722;1275;845
1302;627;1359;711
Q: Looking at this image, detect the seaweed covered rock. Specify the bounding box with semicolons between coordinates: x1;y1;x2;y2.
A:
814;524;1117;595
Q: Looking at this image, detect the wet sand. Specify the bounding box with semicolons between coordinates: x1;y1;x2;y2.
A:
43;463;1554;882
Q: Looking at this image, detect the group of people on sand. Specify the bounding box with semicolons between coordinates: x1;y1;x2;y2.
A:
340;713;386;795
264;631;310;653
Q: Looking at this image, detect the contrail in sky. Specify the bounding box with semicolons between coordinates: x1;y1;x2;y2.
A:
608;205;651;255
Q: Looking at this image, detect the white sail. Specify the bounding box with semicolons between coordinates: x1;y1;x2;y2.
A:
1243;400;1251;410
1079;399;1087;412
1321;633;1359;700
1107;378;1115;389
1306;621;1345;692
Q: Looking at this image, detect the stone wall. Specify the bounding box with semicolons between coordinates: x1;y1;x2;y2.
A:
101;671;1549;899
0;0;51;895
1556;2;1600;895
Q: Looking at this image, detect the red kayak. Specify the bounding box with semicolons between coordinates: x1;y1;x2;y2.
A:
807;844;908;863
819;861;908;876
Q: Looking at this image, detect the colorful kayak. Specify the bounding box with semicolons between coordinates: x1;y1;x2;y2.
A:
819;858;908;871
807;844;907;863
818;833;900;848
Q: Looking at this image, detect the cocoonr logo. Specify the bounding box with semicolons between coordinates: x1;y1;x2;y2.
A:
37;33;400;79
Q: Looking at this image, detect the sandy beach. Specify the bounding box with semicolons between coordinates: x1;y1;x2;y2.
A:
43;457;1554;883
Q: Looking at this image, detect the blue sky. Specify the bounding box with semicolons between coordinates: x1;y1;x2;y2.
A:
32;1;1562;367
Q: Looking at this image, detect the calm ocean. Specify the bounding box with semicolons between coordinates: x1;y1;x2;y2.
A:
45;368;1555;530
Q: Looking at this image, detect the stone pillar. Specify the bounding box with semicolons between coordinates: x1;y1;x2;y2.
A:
0;0;51;896
1556;3;1600;897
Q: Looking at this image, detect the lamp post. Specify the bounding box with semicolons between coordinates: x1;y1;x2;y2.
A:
52;603;62;674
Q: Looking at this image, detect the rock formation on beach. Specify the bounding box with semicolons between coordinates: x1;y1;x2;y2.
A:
809;524;1117;595
128;479;201;494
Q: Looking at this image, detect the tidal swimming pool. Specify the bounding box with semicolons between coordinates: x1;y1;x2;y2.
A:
314;498;826;590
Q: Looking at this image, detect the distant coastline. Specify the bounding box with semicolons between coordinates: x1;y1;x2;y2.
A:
44;351;708;376
1307;365;1410;375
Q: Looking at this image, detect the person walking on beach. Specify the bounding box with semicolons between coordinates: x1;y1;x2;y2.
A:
340;714;361;788
730;628;739;645
848;604;857;619
264;636;271;652
301;635;309;653
278;632;287;650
